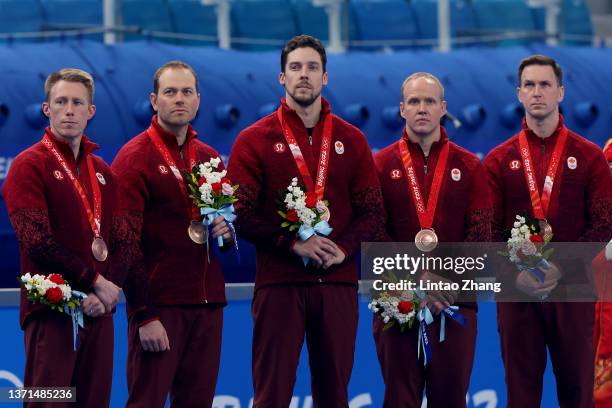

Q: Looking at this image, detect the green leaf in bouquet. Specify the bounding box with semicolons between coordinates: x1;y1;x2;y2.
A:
278;210;287;218
541;247;555;260
281;222;290;228
383;321;395;331
289;225;298;232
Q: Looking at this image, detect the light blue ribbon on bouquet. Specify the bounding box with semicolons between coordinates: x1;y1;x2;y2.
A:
66;290;87;351
417;306;434;366
201;204;237;247
518;258;549;283
297;220;333;266
440;306;466;342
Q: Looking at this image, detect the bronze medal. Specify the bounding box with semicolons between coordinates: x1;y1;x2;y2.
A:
539;220;553;242
91;237;108;262
188;221;208;244
415;228;438;252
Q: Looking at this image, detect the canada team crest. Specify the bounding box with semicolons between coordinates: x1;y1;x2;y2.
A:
334;141;344;154
96;172;106;185
567;156;577;170
451;168;461;181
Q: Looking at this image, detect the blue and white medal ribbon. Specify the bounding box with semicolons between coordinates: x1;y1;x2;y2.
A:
417;306;434;366
440;306;466;342
67;291;87;351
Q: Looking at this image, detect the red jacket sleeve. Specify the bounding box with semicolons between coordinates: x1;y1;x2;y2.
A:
2;153;97;288
111;148;159;326
228;131;297;252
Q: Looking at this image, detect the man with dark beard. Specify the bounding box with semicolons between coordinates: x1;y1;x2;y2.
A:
227;35;384;407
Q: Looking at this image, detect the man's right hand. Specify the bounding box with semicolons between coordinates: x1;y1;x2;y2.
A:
292;235;339;267
139;320;170;352
515;269;558;298
93;274;120;312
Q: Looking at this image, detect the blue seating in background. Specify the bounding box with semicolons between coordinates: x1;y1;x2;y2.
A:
350;0;420;50
121;0;175;43
472;0;538;45
230;0;299;50
290;0;359;45
561;0;593;45
411;0;478;46
40;0;103;42
0;0;44;43
168;0;218;46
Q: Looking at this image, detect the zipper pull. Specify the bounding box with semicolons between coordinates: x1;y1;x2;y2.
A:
309;134;313;146
423;155;429;176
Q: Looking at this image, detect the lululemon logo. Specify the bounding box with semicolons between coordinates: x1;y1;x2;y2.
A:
567;156;577;170
158;165;168;174
390;169;402;180
509;160;522;171
274;142;286;153
53;170;64;180
451;168;461;181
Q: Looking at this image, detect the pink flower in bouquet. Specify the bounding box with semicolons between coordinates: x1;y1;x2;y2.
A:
520;239;537;256
286;209;299;223
305;192;318;209
48;274;64;285
211;182;222;194
397;301;414;314
46;287;63;304
221;183;233;196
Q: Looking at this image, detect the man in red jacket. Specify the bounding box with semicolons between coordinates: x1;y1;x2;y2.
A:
112;61;232;407
484;55;612;407
373;72;491;407
2;68;121;407
227;35;384;407
594;139;612;406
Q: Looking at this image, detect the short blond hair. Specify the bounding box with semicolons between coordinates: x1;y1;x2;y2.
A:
401;72;445;101
44;68;94;104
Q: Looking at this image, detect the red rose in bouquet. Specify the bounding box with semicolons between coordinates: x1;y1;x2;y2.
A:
221;177;231;185
46;287;63;304
48;274;64;285
286;209;299;223
398;301;414;314
211;182;222;194
529;234;543;243
305;192;318;209
197;176;207;187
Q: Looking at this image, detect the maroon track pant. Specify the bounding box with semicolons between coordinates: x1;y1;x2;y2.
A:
251;283;358;408
126;305;223;408
373;307;477;408
497;302;594;408
24;312;114;408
